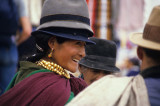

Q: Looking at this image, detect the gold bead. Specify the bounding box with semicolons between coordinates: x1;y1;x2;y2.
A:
51;62;54;65
51;66;54;70
58;72;62;75
54;64;57;68
46;62;49;65
59;67;61;70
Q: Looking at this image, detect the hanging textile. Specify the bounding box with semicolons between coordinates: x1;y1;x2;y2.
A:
116;0;144;31
86;0;108;39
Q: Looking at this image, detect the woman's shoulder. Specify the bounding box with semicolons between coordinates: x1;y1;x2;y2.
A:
69;75;88;96
1;72;71;106
15;61;45;84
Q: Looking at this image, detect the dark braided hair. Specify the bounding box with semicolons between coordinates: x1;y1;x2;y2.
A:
25;32;70;62
22;27;91;62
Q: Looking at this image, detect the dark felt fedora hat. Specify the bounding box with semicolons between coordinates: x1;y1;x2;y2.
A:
32;0;94;44
79;37;120;73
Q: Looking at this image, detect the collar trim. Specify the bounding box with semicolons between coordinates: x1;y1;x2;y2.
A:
140;65;160;78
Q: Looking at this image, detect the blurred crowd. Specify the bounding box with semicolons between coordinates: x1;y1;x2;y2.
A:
0;0;44;95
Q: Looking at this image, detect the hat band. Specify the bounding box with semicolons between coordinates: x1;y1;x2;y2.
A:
40;14;90;25
84;55;116;66
143;24;160;43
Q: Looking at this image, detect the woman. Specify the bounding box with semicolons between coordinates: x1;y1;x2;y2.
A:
0;0;94;105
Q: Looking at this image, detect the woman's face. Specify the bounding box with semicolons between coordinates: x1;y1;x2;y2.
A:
51;39;86;73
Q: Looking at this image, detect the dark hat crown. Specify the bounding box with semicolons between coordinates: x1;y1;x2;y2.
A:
86;37;117;58
79;37;120;73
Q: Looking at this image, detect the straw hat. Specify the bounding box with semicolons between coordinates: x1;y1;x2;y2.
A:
129;5;160;50
32;0;94;44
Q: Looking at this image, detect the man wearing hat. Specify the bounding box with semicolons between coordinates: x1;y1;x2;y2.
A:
67;5;160;106
79;37;120;85
129;5;160;106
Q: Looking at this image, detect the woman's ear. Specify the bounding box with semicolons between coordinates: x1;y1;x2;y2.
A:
48;37;56;49
137;46;143;60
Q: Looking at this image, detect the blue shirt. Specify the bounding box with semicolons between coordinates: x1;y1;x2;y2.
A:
141;65;160;106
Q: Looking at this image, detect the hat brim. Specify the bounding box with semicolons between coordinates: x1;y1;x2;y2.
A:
37;21;93;35
79;59;120;73
129;33;160;50
32;30;95;44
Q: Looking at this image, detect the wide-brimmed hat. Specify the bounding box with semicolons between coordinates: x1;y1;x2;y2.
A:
79;37;120;73
32;0;94;44
129;5;160;50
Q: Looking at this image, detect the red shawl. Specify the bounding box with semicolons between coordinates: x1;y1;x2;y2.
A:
0;72;87;106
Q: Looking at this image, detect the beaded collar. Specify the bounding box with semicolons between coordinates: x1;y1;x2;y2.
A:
36;59;70;79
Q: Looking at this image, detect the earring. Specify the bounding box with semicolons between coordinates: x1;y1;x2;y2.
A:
48;48;53;58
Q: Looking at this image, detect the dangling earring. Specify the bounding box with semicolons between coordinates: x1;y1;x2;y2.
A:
48;48;53;58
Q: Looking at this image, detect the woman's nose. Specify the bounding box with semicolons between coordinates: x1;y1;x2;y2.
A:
79;46;86;58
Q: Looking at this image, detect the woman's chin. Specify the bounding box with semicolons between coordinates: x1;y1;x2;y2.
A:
69;69;76;73
66;64;78;73
68;67;78;73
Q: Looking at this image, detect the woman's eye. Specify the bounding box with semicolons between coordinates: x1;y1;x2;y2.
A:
76;42;81;45
76;41;85;46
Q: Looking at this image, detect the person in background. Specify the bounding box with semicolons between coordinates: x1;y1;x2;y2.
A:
0;0;18;95
79;37;120;85
125;57;140;76
129;5;160;105
14;0;32;46
0;0;95;105
18;0;43;60
66;5;160;106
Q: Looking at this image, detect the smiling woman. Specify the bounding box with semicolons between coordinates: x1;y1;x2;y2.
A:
0;0;94;105
48;37;86;73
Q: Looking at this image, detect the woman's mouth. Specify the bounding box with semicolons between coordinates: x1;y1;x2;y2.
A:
73;59;79;63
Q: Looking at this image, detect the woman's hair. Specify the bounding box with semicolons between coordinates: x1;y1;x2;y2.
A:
23;27;91;62
25;32;71;62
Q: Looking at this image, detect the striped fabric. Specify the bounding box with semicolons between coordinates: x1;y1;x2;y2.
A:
86;0;110;39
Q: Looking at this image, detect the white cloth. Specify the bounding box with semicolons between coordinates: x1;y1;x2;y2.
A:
67;75;150;106
24;0;43;26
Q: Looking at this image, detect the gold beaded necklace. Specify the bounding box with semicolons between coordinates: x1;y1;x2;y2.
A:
36;59;70;79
